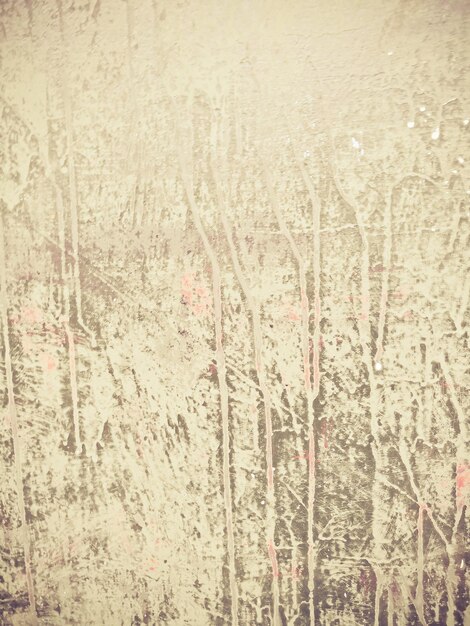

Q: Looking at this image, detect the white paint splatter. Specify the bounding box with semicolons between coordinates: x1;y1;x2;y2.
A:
351;137;361;149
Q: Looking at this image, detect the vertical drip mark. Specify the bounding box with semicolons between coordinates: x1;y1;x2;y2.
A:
268;539;280;578
311;187;321;401
0;211;38;624
54;187;67;299
210;113;281;626
374;191;393;365
440;356;467;626
387;586;394;626
262;160;315;623
125;0;136;99
326;127;372;342
416;503;426;624
374;576;382;626
439;353;466;625
232;86;242;157
170;99;239;626
56;0;94;345
55;188;81;454
252;315;275;494
423;340;433;442
455;274;469;335
125;0;140;174
64;321;81;454
438;357;467;463
214;270;239;626
307;426;316;622
222;213;280;626
325;124;392;626
286;128;322;625
445;544;457;626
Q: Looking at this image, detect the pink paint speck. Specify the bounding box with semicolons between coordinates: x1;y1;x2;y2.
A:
292;448;318;466
456;463;470;510
390;579;401;602
268;540;279;578
321;418;333;449
208;363;217;376
359;569;376;597
390;290;407;300
181;272;212;316
41;353;57;371
287;307;301;321
22;307;42;324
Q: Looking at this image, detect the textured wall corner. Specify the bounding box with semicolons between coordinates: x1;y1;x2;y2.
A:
0;0;469;624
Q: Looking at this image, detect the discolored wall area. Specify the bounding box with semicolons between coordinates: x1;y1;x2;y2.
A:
0;0;469;624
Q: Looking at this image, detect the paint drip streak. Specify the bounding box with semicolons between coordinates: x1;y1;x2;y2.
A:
0;212;38;624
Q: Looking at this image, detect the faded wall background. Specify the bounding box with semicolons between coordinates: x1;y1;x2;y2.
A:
0;0;469;624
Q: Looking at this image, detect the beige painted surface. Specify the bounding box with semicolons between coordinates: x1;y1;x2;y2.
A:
0;0;469;624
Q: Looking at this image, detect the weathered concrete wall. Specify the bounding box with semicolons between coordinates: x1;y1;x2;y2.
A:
0;0;469;624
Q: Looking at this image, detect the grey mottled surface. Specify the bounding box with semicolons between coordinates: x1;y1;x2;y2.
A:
0;0;469;624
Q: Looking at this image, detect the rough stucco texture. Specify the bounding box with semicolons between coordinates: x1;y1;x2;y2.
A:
0;0;469;624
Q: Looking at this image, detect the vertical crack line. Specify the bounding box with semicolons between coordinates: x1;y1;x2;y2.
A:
0;211;38;624
170;99;239;626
